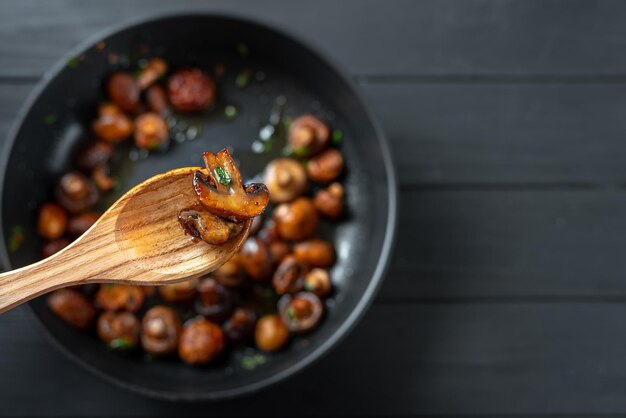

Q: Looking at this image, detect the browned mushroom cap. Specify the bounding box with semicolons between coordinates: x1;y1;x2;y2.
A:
263;158;307;203
258;222;292;265
141;306;182;356
55;172;99;213
194;278;234;322
178;207;244;245
47;289;95;330
293;239;335;268
278;292;324;333
146;85;170;116
92;163;115;192
313;182;344;220
134;112;169;150
95;284;144;312
212;254;247;287
42;238;70;258
158;279;198;303
178;318;225;365
107;72;140;113
255;314;289;352
97;311;140;349
67;212;101;236
76;141;114;172
288;114;330;157
193;149;270;222
306;148;344;183
137;58;168;90
273;198;319;241
304;268;332;298
167;68;216;112
38;203;67;240
92;102;133;144
223;308;257;342
239;236;273;282
272;255;309;295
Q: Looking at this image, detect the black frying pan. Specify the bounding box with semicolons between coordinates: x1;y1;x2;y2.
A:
0;13;397;400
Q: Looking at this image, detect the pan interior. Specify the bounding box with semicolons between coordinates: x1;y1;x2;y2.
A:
0;15;393;399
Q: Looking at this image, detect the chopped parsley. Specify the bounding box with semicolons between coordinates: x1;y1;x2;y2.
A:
292;146;309;157
331;129;343;146
8;225;24;252
286;306;295;321
235;70;252;88
66;57;79;68
224;105;239;120
241;354;266;370
237;42;249;58
215;166;232;186
109;338;133;350
43;114;57;125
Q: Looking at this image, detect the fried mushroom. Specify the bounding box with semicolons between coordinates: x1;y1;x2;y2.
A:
178;318;225;365
313;182;344;220
141;306;182;356
167;69;216;112
263;158;307;203
288;114;329;157
193;149;269;222
97;311;140;349
55;172;99;213
47;289;95;330
273;198;318;241
278;292;324;333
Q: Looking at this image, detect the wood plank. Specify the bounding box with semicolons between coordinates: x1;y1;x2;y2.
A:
5;302;626;415
3;0;626;78
381;189;626;299
363;82;626;184
6;82;626;185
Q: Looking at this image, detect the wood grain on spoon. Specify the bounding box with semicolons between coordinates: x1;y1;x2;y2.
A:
0;167;252;313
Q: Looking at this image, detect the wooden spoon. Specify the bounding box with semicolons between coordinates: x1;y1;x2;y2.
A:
0;167;252;313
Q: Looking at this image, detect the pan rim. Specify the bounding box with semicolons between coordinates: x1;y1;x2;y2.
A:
0;11;398;401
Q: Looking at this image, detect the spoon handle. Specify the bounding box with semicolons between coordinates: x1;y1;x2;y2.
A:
0;236;119;313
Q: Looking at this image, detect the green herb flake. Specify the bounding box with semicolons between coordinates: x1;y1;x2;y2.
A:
109;338;133;350
282;116;293;132
292;146;310;157
8;225;24;252
235;70;252;88
236;42;249;57
281;146;293;157
286;306;295;321
224;105;239;120
304;281;315;291
43;114;58;125
241;354;266;370
331;129;343;146
215;166;232;186
66;57;79;68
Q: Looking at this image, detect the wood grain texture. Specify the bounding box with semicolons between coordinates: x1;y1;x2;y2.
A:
0;168;251;312
2;0;626;78
381;189;626;299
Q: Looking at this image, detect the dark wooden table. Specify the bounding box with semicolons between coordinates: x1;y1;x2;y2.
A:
3;0;626;416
